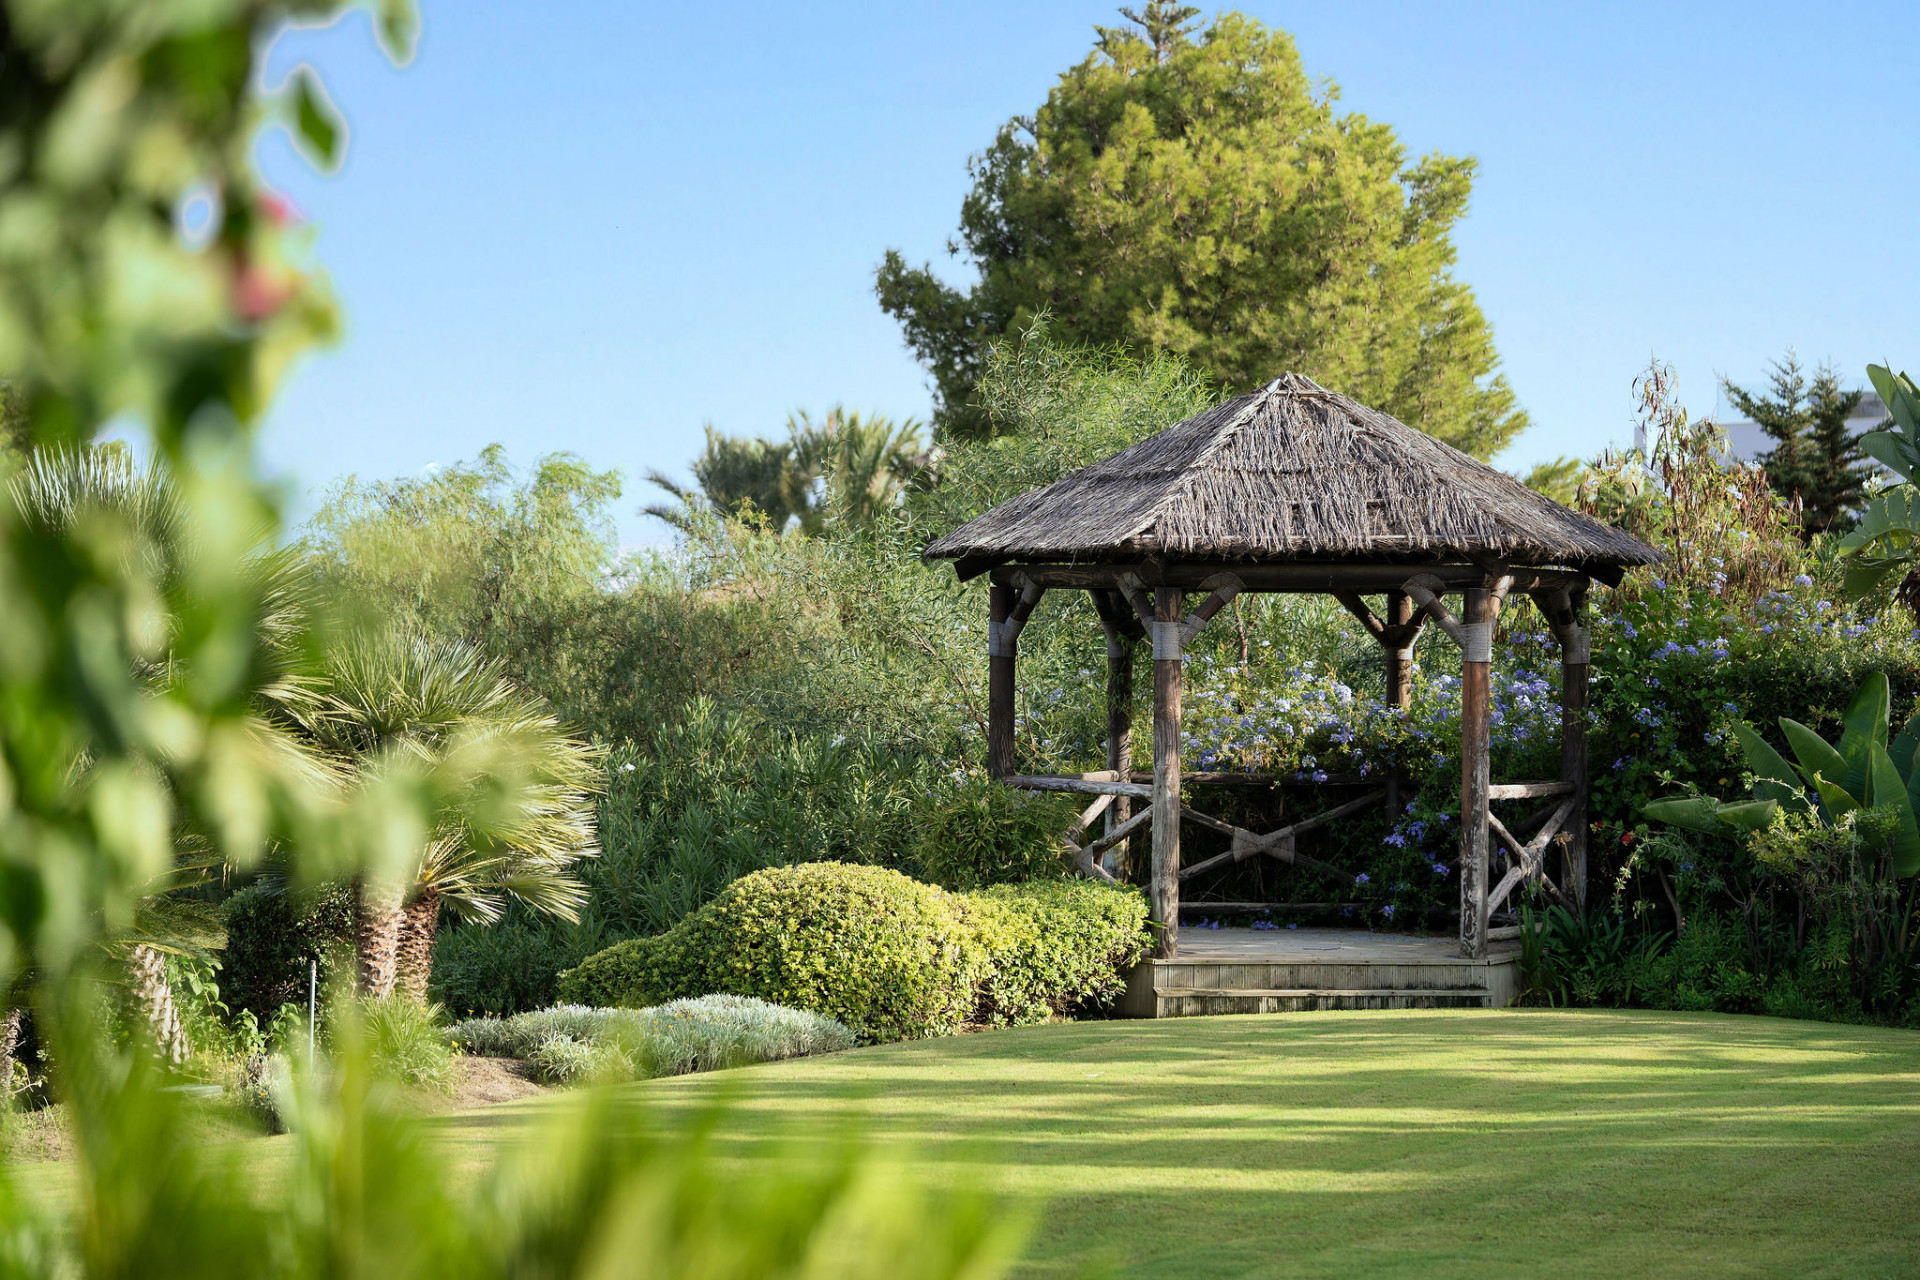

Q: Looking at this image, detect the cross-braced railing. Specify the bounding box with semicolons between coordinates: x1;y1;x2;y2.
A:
980;560;1596;960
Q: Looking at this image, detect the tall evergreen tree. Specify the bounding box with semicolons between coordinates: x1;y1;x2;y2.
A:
1803;364;1868;534
875;7;1526;457
1724;353;1867;534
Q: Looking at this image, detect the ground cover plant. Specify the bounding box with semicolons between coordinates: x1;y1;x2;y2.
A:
447;995;856;1084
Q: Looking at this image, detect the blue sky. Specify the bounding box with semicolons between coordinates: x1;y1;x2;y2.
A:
257;2;1920;547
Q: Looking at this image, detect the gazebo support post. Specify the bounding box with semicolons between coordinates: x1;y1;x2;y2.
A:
1384;589;1414;811
1553;585;1591;911
1100;607;1136;878
1459;586;1496;959
987;584;1016;779
1151;586;1184;959
1384;590;1415;709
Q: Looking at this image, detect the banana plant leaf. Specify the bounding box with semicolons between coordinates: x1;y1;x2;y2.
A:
1837;673;1891;797
1641;796;1735;835
1733;722;1801;788
1891;708;1920;778
1781;718;1849;795
1843;557;1907;598
1716;799;1782;831
1813;773;1861;819
1839;490;1920;555
1859;431;1919;485
1869;364;1920;437
1640;796;1778;835
1868;743;1920;877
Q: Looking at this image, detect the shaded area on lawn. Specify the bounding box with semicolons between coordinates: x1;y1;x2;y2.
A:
553;1010;1920;1279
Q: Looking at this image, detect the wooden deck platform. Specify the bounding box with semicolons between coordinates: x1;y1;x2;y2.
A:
1119;928;1522;1018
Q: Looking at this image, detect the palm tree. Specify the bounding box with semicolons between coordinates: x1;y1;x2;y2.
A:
269;628;599;1000
6;445;320;1059
12;446;598;1011
646;409;924;535
809;408;925;530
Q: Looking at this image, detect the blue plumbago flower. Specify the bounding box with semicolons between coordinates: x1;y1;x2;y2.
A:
1383;832;1407;848
1381;903;1396;919
1431;862;1451;877
1794;574;1813;588
1613;758;1626;770
1653;577;1667;590
1722;703;1738;714
1354;873;1371;885
1286;922;1299;930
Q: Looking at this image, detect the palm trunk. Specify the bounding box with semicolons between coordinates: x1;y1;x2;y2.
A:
354;879;406;1000
127;944;190;1066
392;887;441;1003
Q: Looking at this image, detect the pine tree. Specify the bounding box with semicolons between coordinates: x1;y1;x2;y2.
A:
1803;364;1867;534
875;8;1526;456
1724;353;1868;535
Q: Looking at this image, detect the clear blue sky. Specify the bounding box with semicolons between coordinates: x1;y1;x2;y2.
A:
256;1;1920;548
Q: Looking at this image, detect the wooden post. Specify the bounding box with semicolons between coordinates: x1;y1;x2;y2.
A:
988;584;1016;780
1384;589;1415;709
1459;586;1495;959
1151;586;1184;959
1385;588;1414;812
1561;586;1590;912
1104;622;1135;879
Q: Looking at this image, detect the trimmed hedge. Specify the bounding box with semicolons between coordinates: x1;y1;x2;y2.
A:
557;863;1149;1041
962;880;1150;1025
560;864;990;1041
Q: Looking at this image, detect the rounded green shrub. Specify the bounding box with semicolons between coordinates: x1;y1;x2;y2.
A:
559;863;990;1042
960;880;1150;1025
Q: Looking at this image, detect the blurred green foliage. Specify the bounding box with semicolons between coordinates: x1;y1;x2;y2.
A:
0;3;1023;1275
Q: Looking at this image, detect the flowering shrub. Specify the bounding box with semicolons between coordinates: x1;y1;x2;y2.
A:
1180;650;1563;782
1170;641;1568;923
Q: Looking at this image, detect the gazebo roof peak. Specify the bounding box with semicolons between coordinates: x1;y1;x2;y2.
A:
925;374;1660;573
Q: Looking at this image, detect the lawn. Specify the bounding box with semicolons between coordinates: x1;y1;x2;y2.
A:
452;1007;1920;1278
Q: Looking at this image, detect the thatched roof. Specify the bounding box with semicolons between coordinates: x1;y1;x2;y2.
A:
925;374;1660;572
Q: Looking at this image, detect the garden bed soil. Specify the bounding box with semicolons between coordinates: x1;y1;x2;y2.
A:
448;1056;551;1108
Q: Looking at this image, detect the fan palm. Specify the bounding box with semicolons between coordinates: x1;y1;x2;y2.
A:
270;628;600;999
7;445;338;1058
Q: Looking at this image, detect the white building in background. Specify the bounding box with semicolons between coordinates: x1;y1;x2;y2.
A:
1717;392;1889;464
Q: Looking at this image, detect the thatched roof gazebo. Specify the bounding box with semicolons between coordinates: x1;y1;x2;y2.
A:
926;374;1660;962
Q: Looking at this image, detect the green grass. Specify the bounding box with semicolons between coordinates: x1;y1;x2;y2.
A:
451;1007;1920;1278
